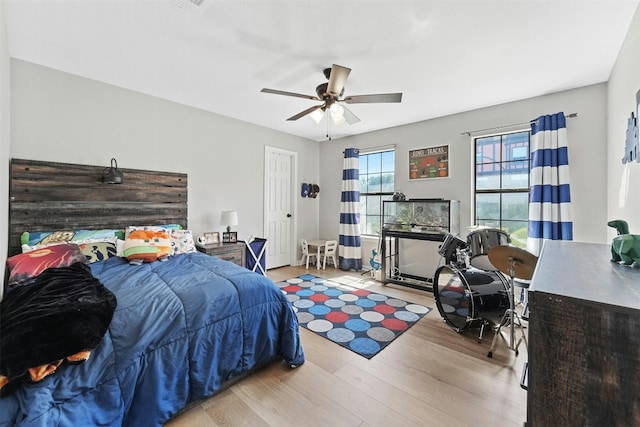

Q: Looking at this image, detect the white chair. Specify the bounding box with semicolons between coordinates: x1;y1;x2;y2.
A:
321;240;338;269
300;239;317;269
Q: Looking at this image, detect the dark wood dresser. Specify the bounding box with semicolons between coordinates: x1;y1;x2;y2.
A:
528;241;640;426
196;242;245;267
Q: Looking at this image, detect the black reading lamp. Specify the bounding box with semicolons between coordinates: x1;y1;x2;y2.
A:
102;158;124;184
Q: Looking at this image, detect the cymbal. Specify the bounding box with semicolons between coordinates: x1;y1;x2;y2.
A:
487;245;538;280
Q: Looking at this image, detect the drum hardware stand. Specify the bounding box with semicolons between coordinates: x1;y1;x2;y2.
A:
464;288;491;343
516;282;530;321
487;272;527;358
478;319;492;343
485;246;538;358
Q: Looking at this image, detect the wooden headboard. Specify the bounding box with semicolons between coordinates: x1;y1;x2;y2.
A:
8;158;188;256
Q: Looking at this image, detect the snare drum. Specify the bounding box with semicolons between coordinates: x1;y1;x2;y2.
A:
466;229;510;271
433;265;509;332
438;233;467;264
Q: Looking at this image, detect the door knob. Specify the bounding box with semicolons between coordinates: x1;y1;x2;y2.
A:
286;213;292;218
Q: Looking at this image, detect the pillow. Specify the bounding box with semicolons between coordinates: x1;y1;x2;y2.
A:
125;225;168;234
6;243;87;289
21;229;120;253
169;229;197;255
161;224;183;230
115;238;125;257
22;230;76;246
78;242;118;263
122;227;171;264
108;225;180;244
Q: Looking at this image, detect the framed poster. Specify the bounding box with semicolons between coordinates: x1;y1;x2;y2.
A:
409;145;449;180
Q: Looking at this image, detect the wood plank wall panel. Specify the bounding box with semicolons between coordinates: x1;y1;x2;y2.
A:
8;158;188;256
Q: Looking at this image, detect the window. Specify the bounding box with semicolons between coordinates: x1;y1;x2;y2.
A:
359;150;394;235
474;131;530;248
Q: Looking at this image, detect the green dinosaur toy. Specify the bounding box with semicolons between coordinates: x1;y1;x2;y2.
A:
607;219;640;266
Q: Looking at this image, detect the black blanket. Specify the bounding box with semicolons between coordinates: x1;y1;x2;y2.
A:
1;262;117;387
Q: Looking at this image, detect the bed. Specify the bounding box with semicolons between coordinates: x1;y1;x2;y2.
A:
1;159;305;426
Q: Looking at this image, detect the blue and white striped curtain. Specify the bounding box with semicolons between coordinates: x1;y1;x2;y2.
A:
339;148;362;270
527;112;573;256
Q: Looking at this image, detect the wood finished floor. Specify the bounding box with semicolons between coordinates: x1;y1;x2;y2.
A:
165;265;528;427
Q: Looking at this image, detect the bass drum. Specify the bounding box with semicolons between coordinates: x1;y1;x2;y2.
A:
433;265;509;332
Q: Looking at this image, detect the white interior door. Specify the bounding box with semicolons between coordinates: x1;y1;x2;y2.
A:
264;146;295;269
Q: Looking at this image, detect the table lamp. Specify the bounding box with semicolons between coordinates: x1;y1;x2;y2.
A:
220;210;238;232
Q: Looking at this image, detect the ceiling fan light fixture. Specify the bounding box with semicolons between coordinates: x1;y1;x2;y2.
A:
261;64;402;135
332;115;346;127
330;104;345;126
309;108;325;124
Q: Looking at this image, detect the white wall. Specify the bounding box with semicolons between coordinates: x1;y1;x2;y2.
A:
319;84;609;266
1;3;10;291
607;5;640;238
7;4;640;270
9;59;320;263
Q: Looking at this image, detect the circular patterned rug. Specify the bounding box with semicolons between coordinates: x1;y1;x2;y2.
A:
277;274;431;359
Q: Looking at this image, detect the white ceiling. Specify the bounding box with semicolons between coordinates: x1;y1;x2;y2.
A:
4;0;639;142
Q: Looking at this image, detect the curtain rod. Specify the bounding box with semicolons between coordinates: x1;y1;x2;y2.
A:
343;144;397;154
461;112;578;136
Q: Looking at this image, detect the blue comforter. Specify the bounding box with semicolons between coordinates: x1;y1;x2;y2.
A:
0;252;304;426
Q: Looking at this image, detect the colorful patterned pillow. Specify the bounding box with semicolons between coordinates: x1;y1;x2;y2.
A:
161;224;183;231
169;229;197;255
6;243;87;289
21;230;76;246
78;242;118;263
21;229;120;253
122;227;172;264
22;229;119;246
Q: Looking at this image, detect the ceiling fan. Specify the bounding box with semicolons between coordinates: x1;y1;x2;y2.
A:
260;64;402;127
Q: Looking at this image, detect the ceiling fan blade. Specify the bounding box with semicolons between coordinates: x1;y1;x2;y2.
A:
261;88;320;101
341;105;361;125
287;104;326;121
343;93;403;104
326;64;351;98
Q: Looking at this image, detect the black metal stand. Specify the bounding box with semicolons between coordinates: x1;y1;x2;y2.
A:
487;259;528;358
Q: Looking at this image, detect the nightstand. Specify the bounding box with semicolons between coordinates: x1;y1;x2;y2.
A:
196;242;245;267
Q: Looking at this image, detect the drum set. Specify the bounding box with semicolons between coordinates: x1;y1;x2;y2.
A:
434;228;538;357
